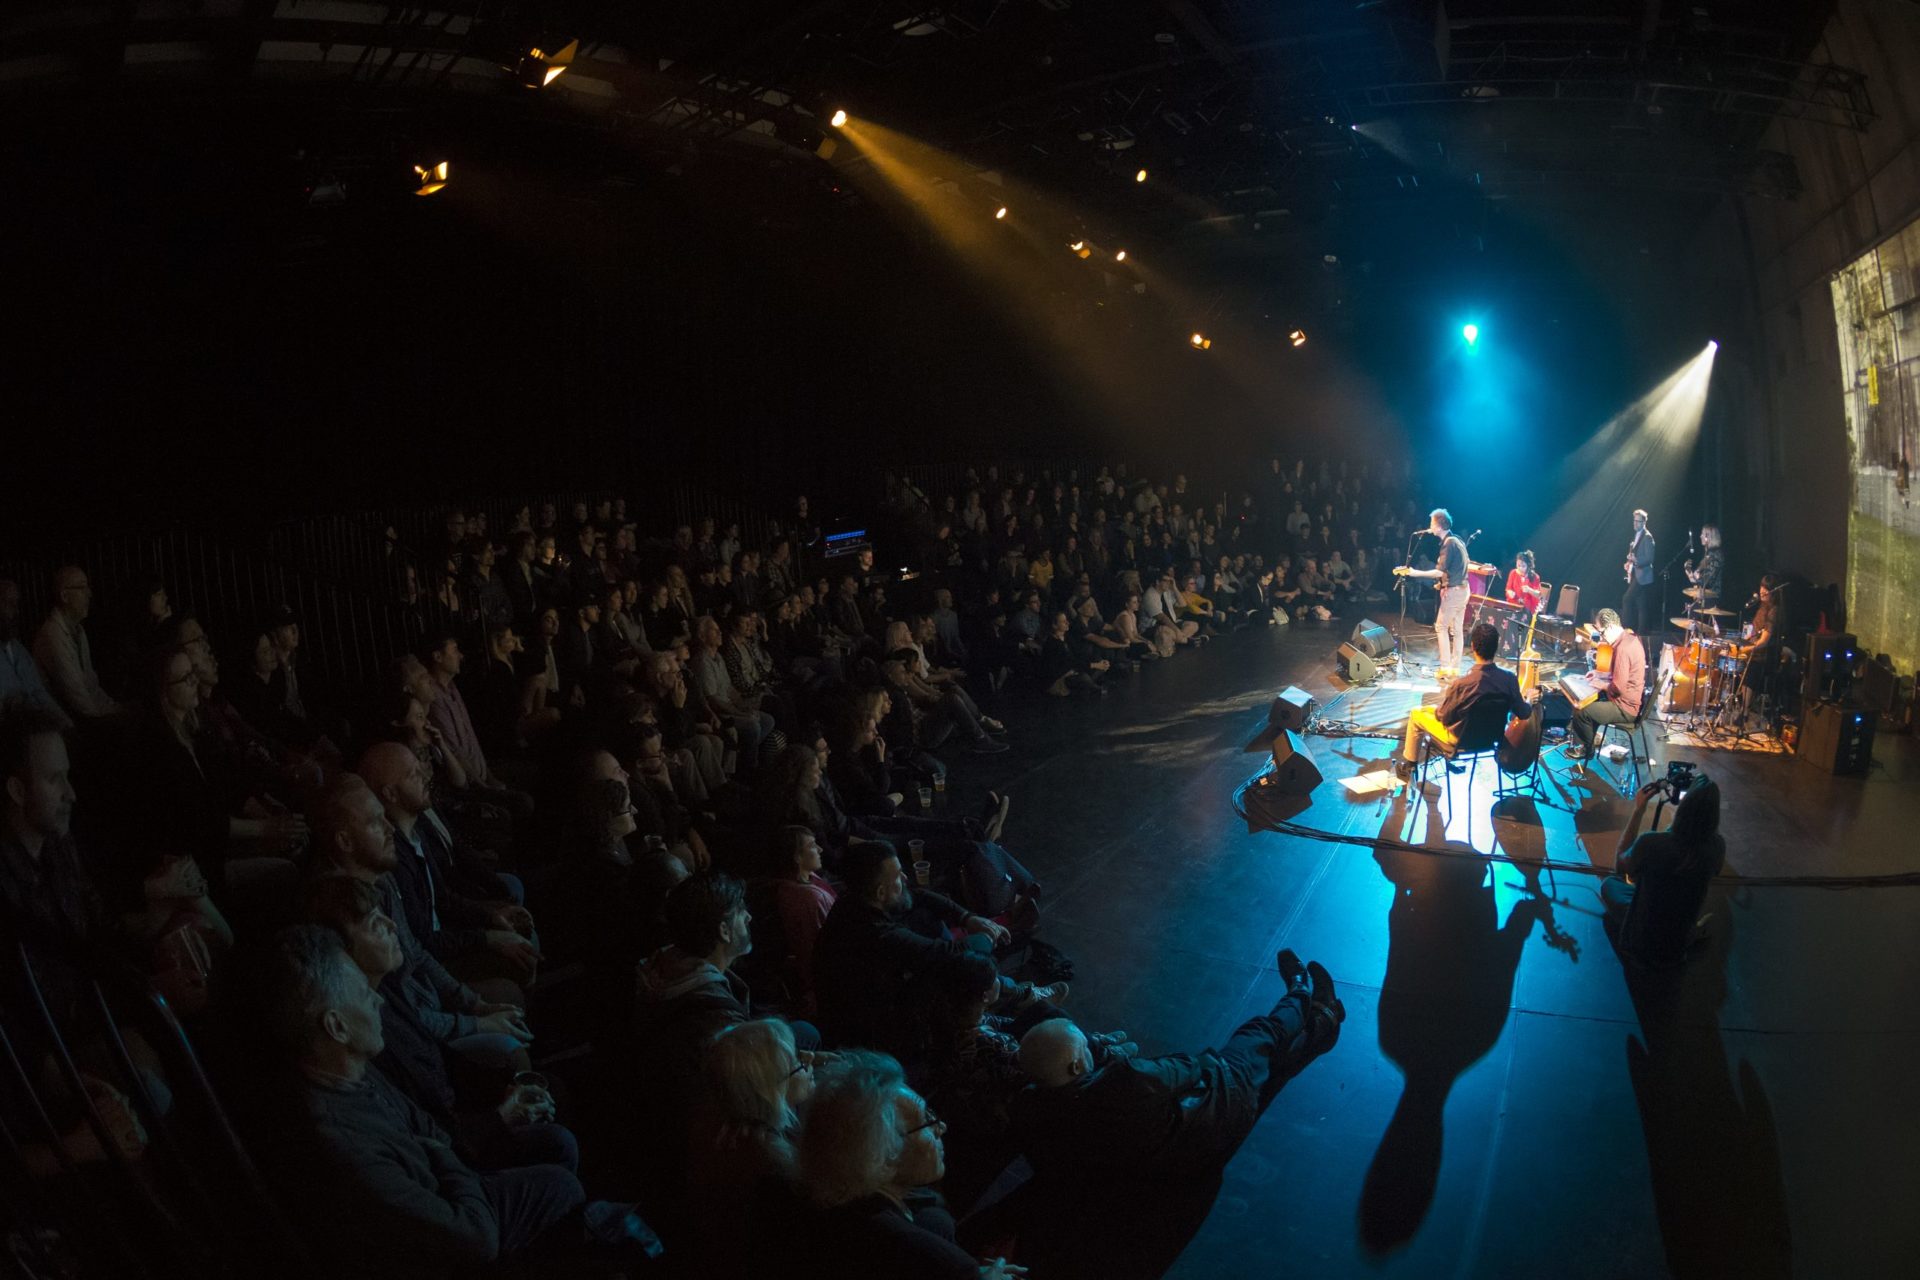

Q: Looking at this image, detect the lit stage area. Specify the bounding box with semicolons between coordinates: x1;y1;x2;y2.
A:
965;620;1920;1279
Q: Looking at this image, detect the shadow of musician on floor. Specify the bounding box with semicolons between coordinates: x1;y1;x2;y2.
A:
1359;792;1541;1256
1617;892;1792;1279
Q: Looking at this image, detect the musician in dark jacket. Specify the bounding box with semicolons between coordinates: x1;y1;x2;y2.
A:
1397;622;1531;776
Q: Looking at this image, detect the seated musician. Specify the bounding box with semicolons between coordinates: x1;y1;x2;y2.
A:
1566;608;1645;769
1395;622;1532;779
1504;551;1544;614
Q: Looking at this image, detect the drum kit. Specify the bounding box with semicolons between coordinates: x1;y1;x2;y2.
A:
1661;584;1750;733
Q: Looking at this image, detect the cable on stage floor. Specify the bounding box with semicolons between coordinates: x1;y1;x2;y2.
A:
1231;780;1920;891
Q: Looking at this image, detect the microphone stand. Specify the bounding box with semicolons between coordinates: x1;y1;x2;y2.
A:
1394;527;1419;670
1658;543;1691;651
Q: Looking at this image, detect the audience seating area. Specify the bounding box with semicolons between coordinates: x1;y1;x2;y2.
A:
0;453;1410;1278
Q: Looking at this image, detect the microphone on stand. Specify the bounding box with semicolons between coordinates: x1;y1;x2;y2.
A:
1466;529;1482;542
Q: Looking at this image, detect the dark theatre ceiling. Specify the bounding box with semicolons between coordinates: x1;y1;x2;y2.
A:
0;1;1872;514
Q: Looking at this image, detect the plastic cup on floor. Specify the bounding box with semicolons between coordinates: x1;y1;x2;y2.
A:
933;774;947;793
913;859;932;887
918;785;934;809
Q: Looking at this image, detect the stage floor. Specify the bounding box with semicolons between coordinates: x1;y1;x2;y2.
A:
965;619;1920;1279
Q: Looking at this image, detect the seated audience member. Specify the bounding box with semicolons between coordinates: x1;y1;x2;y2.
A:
1039;610;1110;697
357;743;537;998
170;613;324;805
32;565;119;722
826;704;903;817
771;825;838;1015
880;651;1007;755
300;875;572;1172
121;643;304;914
543;758;688;1041
644;651;730;798
928;589;970;670
225;627;302;747
693;616;776;774
259;925;598;1277
787;1051;1023;1279
1264;558;1302;621
0;707;167;1176
0;579;71;726
263;605;331;748
1107;591;1170;661
1296;556;1336;621
1140;571;1201;648
810;841;1015;1054
634;874;811;1174
1073;596;1132;660
1176;573;1220;633
307;777;531;1072
1323;548;1355;606
421;633;531;814
1396;621;1532;779
1013;949;1342;1182
1602;777;1726;968
689;1018;816;1272
465;624;556;763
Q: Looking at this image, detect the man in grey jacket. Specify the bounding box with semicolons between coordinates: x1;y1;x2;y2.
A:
263;925;582;1277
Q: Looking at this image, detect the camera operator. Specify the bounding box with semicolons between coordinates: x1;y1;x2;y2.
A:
1601;766;1724;968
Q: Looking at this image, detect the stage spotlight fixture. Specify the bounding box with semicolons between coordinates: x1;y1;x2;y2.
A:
1289;329;1307;347
1135;168;1149;183
1462;323;1479;345
994;206;1008;220
830;109;848;128
1708;339;1719;352
1069;240;1085;251
514;39;578;88
1190;332;1212;350
1114;249;1127;262
413;161;450;196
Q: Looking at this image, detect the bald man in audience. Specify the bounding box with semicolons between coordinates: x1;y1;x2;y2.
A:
1012;948;1343;1178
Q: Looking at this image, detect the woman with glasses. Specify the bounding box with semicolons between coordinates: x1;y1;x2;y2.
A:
785;1051;1025;1279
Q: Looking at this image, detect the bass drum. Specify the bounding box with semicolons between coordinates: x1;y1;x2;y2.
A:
1667;638;1730;713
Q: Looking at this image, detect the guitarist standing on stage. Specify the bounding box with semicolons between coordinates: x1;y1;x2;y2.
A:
1623;508;1656;638
1397;508;1471;678
1568;608;1646;770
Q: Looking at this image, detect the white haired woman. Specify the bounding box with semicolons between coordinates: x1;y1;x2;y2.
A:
790;1051;1025;1279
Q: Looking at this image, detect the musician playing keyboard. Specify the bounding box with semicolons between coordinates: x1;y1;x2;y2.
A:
1505;550;1545;614
1394;621;1533;779
1567;608;1646;771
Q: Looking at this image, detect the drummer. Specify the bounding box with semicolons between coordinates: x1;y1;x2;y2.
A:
1687;525;1724;600
1505;550;1545;614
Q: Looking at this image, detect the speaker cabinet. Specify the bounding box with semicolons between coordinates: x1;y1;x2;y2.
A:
1337;641;1378;684
1349;621;1395;658
1258;729;1324;795
1798;699;1873;776
1269;686;1315;732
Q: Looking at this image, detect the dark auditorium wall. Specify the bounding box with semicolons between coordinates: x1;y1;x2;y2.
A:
1717;0;1920;596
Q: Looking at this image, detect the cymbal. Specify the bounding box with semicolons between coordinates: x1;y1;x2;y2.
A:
1682;586;1718;600
1698;606;1736;618
1670;617;1700;630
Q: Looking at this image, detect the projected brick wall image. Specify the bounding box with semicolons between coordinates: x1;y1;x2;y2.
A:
1831;216;1920;674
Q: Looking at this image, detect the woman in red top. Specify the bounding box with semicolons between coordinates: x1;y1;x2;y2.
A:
1505;550;1545;614
773;824;838;1014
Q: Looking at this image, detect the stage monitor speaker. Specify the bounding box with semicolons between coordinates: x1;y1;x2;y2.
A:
1269;685;1315;732
1797;699;1873;776
1336;642;1377;684
1257;729;1323;795
1349;621;1395;659
1242;686;1317;749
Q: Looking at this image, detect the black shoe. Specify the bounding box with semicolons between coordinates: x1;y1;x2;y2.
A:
1306;960;1343;1024
1276;948;1310;995
970;738;1010;754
